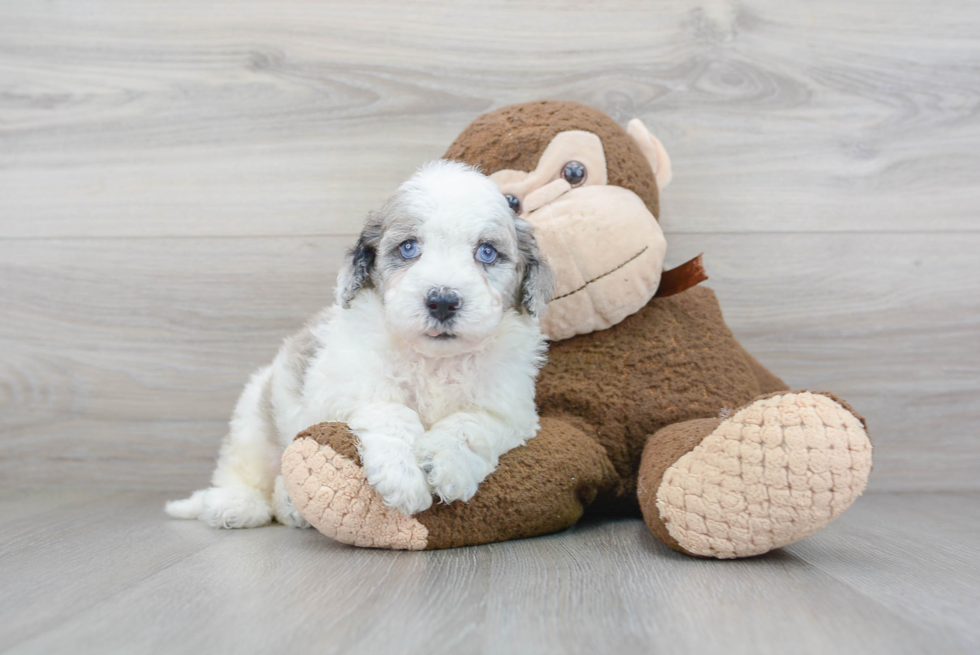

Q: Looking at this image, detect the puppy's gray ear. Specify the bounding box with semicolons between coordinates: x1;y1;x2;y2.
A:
514;217;555;317
336;212;382;308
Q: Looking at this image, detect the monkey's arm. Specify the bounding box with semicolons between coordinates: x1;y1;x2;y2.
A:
281;417;619;549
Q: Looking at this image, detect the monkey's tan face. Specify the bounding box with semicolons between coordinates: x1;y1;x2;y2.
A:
490;127;669;341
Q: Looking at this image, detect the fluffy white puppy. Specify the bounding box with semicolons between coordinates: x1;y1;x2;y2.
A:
166;160;555;528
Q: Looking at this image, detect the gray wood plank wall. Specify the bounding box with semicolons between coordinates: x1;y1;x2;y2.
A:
1;0;977;492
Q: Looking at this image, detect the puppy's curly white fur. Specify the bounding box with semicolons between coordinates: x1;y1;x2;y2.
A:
166;160;554;526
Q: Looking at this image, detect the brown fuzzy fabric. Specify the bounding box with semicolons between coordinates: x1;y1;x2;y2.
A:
637;418;722;556
444;100;661;218
295;422;362;466
535;285;787;514
416;417;618;549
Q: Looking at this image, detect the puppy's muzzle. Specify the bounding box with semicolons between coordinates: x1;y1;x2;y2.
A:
425;287;461;323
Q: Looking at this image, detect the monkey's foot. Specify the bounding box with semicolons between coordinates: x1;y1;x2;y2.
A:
281;423;429;550
639;391;872;559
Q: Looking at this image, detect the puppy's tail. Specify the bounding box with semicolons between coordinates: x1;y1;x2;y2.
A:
164;489;207;519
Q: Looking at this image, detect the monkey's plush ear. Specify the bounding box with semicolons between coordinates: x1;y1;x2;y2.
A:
627;118;672;189
335;213;382;308
514;217;556;317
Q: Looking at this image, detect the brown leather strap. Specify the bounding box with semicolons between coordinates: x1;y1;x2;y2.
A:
654;254;707;298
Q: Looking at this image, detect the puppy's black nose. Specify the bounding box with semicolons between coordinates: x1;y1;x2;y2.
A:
426;288;460;322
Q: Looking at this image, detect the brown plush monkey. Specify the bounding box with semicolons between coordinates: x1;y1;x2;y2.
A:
281;101;872;559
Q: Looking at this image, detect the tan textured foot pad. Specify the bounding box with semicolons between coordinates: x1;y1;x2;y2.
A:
281;436;429;550
656;392;872;559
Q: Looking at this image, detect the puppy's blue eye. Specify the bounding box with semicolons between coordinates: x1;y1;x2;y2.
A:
399;240;420;259
476;243;498;264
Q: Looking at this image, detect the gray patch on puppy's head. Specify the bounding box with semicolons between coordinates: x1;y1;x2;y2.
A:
513;216;555;317
373;204;425;284
337;211;382;308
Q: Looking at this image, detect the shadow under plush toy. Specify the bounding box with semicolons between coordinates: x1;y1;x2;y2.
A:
281;101;872;558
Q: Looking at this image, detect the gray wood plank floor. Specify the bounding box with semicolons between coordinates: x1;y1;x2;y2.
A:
1;490;977;655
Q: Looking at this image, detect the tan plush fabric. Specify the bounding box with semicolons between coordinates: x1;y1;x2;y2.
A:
522;178;571;214
281;425;428;550
530;185;667;341
626;118;672;189
651;392;872;559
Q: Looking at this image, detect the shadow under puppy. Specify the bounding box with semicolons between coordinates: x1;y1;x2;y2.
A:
166;160;555;527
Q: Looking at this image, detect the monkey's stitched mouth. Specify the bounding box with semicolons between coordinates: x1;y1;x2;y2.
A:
550;246;649;302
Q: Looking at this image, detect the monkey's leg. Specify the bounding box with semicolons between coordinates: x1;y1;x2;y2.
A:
281;417;618;550
637;391;872;559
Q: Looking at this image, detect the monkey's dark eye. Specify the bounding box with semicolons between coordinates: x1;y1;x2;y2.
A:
561;161;587;187
504;194;522;214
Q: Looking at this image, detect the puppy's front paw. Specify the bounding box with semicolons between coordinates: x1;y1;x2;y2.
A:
419;442;491;505
361;444;433;516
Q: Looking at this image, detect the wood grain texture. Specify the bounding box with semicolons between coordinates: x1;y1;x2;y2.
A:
1;0;979;492
1;0;978;238
1;490;977;654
